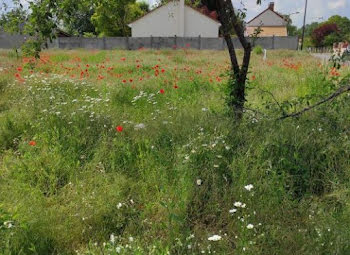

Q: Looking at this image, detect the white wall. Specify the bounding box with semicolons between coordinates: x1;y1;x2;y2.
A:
130;2;179;37
184;7;220;38
129;1;220;38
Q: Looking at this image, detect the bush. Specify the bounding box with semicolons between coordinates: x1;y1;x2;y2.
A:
253;45;263;55
21;39;42;58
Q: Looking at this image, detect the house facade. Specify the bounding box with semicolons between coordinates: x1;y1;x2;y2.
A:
128;0;220;38
246;2;288;37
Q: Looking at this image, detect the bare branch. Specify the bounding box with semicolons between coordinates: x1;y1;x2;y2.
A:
256;87;285;114
279;84;350;120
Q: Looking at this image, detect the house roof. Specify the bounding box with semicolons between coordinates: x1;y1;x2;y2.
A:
56;29;71;37
246;7;287;27
128;1;220;26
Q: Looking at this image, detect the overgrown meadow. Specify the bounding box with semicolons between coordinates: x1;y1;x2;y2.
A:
0;48;349;255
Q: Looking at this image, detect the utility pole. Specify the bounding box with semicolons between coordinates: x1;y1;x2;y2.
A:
301;0;308;51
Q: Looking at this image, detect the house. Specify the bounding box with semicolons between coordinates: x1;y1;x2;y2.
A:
56;29;71;38
128;0;221;38
246;2;288;37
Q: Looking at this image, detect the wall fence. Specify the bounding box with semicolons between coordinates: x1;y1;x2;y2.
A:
0;33;299;51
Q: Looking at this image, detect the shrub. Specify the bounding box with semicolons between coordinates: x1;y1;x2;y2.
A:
253;45;263;55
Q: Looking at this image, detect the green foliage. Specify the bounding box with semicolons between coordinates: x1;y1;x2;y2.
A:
253;45;263;55
0;8;27;34
21;39;42;58
91;0;149;37
302;15;350;47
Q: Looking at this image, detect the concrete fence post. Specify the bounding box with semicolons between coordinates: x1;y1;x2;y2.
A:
126;36;130;50
150;35;153;49
272;35;275;50
79;36;83;48
57;37;60;49
103;37;106;50
174;35;177;49
198;35;201;50
222;38;225;50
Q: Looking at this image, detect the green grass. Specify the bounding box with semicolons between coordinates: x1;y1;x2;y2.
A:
0;49;349;255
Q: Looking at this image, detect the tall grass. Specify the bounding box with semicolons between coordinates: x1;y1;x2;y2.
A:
0;49;349;254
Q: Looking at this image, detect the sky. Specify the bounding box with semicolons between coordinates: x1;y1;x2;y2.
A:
1;0;350;28
147;0;350;28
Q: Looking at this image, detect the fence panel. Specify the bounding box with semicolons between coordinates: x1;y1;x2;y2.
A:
0;32;299;51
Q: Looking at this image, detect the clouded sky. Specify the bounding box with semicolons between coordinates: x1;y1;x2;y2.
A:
148;0;350;28
2;0;350;28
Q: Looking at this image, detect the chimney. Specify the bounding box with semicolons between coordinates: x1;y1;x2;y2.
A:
268;2;275;11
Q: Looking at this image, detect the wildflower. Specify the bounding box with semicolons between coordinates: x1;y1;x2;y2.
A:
116;247;121;253
4;221;14;228
208;235;222;241
247;224;254;229
134;123;146;130
29;140;36;146
159;89;165;94
116;126;123;132
196;179;203;186
129;237;134;242
229;208;237;214
234;202;242;207
17;67;23;72
117;203;123;209
174;84;178;89
244;184;254;191
110;234;115;244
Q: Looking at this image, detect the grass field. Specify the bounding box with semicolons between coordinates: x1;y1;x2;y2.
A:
0;49;350;255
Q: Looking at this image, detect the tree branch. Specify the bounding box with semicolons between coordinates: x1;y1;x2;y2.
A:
256;87;285;114
279;84;350;120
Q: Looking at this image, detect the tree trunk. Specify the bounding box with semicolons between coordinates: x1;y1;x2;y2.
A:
216;0;252;120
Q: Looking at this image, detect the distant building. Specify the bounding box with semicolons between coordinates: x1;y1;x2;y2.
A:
128;0;221;38
56;29;71;38
246;2;288;37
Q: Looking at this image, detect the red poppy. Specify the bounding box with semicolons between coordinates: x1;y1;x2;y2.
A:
122;79;127;83
17;67;23;72
161;69;165;73
116;126;123;132
129;79;133;83
252;75;256;81
174;84;178;89
159;89;165;94
29;140;36;146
